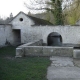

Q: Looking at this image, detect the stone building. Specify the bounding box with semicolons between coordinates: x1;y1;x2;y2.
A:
0;11;80;47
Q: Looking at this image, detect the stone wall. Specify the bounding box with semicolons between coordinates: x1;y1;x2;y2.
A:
9;12;80;45
16;40;73;57
20;25;80;44
76;20;80;25
1;23;80;47
16;39;43;57
18;39;43;47
0;25;15;47
24;46;73;57
0;25;6;46
10;13;34;30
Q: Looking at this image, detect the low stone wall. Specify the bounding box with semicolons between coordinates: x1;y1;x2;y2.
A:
19;39;43;47
24;46;43;56
15;40;73;57
24;46;73;57
15;40;43;57
42;46;73;57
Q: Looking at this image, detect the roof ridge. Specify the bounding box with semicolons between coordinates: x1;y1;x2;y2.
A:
9;11;53;25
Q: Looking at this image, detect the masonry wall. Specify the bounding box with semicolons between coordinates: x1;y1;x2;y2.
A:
21;25;80;44
0;25;14;47
11;13;34;30
9;12;80;45
76;20;80;25
16;40;73;57
0;11;80;47
1;24;80;47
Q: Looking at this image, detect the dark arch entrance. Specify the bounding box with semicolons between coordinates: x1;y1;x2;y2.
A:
47;32;62;46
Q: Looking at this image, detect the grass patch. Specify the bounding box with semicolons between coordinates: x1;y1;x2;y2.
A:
0;46;50;80
0;46;16;57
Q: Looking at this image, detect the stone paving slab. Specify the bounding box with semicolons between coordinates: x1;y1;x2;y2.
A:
47;66;80;80
47;56;80;80
47;78;80;80
50;56;74;67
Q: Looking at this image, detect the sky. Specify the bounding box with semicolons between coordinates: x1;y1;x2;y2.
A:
0;0;72;19
0;0;30;18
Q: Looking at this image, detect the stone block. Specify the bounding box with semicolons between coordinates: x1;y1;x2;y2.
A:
73;49;80;58
43;47;73;57
43;46;56;56
24;46;43;56
58;47;73;57
15;48;24;57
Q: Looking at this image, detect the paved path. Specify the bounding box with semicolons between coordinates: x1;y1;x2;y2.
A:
47;56;80;80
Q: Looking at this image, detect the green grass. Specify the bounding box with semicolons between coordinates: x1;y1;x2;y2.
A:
0;46;50;80
0;46;16;57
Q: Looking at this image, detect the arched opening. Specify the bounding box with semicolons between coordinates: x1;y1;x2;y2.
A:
47;32;62;46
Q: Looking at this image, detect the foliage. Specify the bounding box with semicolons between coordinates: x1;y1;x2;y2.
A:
0;13;13;24
63;0;80;25
24;0;64;25
0;46;50;80
48;0;63;25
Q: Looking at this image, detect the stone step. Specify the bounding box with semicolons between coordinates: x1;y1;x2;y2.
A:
73;49;80;58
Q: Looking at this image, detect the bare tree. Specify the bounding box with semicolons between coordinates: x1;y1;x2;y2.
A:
63;0;80;25
24;0;70;25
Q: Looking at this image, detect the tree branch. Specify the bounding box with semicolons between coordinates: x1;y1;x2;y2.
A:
24;2;48;10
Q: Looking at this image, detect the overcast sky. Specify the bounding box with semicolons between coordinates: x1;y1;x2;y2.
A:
0;0;72;18
0;0;30;18
0;0;47;18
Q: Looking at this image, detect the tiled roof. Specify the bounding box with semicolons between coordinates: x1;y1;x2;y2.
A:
10;11;53;26
27;15;53;26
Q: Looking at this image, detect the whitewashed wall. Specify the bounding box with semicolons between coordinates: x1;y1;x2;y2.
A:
0;24;80;47
20;25;80;44
76;20;80;25
0;25;6;46
10;13;80;44
1;11;80;46
11;13;34;29
0;25;14;46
